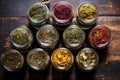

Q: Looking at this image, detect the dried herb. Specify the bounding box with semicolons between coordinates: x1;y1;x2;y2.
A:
38;27;57;45
79;3;97;20
64;28;84;44
27;49;49;69
78;49;97;68
2;51;23;71
29;5;46;21
11;27;29;45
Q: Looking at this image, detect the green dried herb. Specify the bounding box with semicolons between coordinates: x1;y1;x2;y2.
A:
65;28;83;44
11;27;29;45
29;5;46;21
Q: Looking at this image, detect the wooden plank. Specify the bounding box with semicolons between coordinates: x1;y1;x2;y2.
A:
0;0;120;17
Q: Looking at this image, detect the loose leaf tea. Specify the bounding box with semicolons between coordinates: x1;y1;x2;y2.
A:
29;5;46;21
11;27;29;45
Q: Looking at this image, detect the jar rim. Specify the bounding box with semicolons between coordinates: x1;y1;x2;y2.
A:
27;2;49;24
27;48;50;70
77;2;98;24
63;24;85;48
76;47;99;71
10;26;33;48
89;25;112;49
1;49;24;71
51;1;74;23
36;24;59;48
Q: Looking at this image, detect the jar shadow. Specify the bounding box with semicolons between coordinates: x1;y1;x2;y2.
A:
1;65;27;80
28;65;50;80
75;64;96;80
52;66;72;80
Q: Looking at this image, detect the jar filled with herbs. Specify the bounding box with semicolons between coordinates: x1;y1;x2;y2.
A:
63;25;85;50
76;48;99;71
51;47;74;71
27;2;49;29
10;26;33;50
89;25;111;49
51;1;74;28
36;24;59;50
76;2;98;29
1;49;24;71
27;48;50;71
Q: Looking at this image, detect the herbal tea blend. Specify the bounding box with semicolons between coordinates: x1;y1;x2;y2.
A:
36;24;59;50
63;25;85;50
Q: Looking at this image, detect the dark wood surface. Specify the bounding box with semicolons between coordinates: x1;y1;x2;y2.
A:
0;0;120;80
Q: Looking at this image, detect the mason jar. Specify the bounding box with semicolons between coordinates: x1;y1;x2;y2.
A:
76;2;98;29
10;26;33;50
76;48;99;72
27;48;50;71
1;49;24;72
27;2;49;29
36;24;59;50
51;47;74;71
63;25;85;50
51;1;74;29
88;25;111;49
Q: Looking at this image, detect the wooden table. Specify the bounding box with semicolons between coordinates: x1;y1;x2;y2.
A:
0;0;120;80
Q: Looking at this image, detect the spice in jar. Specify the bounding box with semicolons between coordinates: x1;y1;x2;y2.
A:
76;2;98;29
52;1;73;27
89;25;111;49
10;26;33;50
27;2;49;29
76;48;99;71
51;48;74;71
27;48;50;70
1;50;24;71
63;25;85;50
36;24;59;50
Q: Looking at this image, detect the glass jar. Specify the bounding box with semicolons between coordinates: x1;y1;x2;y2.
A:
36;24;59;50
63;25;85;50
51;47;74;71
10;26;33;50
27;2;49;29
27;48;50;71
76;48;99;71
1;49;24;71
76;2;98;29
51;1;74;28
89;25;111;49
